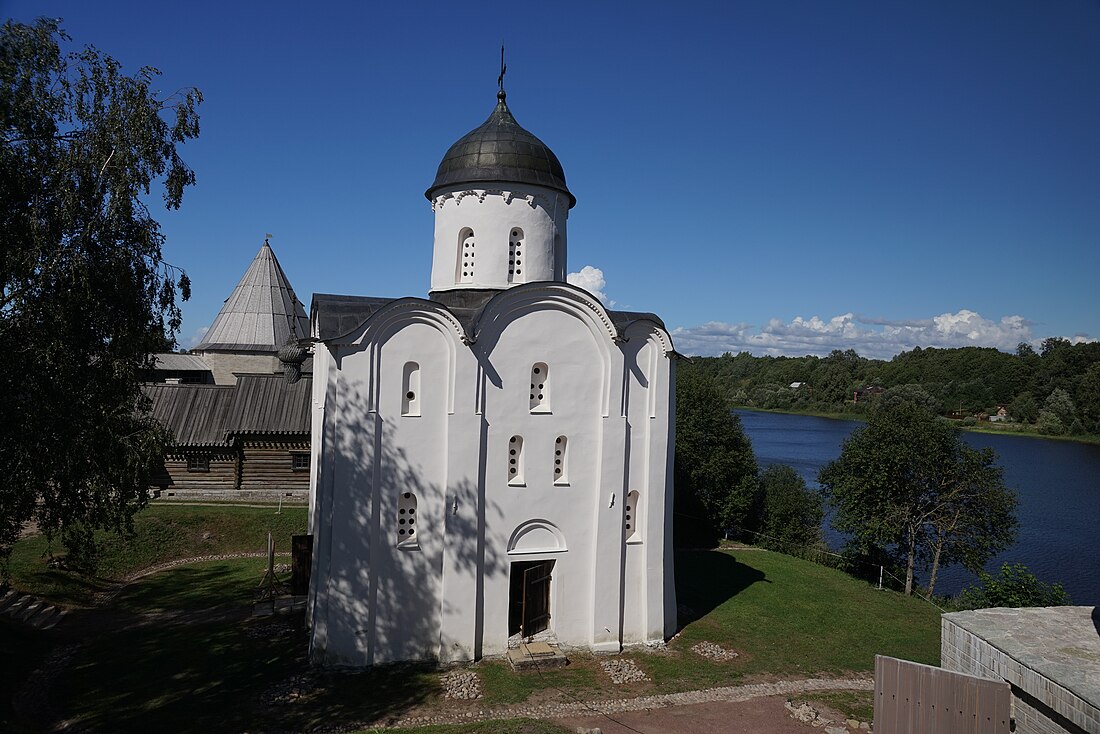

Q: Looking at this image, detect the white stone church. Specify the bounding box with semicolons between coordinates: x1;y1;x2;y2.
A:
305;84;676;666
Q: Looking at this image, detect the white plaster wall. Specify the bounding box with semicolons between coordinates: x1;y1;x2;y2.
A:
429;185;569;292
475;306;607;653
309;287;676;666
368;324;450;663
310;319;455;666
621;335;654;644
309;361;374;666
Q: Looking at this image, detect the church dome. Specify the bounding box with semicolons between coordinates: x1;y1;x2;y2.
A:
426;91;575;208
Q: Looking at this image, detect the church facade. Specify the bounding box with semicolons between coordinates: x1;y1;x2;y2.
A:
306;86;676;666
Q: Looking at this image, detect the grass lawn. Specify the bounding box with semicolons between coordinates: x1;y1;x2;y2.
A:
5;504;307;606
14;540;940;732
110;557;270;613
60;548;938;731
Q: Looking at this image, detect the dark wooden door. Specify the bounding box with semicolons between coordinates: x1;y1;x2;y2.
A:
520;560;553;638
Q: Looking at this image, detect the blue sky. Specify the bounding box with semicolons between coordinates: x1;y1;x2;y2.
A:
6;0;1099;358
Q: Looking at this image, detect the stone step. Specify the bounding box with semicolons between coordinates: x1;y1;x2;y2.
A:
16;600;44;622
38;608;67;630
3;594;31;617
0;589;19;613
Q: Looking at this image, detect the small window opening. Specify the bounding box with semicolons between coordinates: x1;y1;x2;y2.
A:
507;227;524;284
508;435;525;486
625;490;640;541
397;491;419;547
187;456;210;473
529;362;550;412
553;435;568;485
402;361;420;416
457;227;475;283
291;453;310;471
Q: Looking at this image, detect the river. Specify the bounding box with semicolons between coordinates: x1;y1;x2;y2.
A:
737;409;1100;604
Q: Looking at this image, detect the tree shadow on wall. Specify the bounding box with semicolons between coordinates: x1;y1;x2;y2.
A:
317;376;507;675
674;549;767;631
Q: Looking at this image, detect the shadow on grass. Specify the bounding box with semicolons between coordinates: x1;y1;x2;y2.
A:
675;549;768;629
0;618;60;733
59;611;436;733
112;560;266;613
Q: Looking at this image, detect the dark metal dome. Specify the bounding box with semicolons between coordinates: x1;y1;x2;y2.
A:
425;91;575;208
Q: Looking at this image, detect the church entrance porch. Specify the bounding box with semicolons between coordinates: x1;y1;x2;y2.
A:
508;559;554;639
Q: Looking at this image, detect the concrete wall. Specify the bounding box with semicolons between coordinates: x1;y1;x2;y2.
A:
196;351;281;385
942;612;1099;734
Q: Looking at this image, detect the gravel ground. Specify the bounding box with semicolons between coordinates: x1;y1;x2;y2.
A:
375;677;874;730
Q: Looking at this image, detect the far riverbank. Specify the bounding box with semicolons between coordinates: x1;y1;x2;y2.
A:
733;405;1100;446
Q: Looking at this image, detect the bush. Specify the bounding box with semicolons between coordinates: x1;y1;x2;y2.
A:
757;465;823;549
958;563;1071;609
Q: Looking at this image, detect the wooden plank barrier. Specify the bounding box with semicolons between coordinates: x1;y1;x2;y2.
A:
874;654;1011;733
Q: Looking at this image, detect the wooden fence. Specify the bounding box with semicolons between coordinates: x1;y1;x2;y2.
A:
874;654;1011;733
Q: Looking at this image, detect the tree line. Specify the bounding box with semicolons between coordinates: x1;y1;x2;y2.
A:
691;340;1100;437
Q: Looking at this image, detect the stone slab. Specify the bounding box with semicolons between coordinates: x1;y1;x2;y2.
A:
942;606;1100;708
507;643;569;670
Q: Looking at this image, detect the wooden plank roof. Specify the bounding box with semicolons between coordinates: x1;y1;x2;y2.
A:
145;384;236;447
227;374;311;435
145;375;311;447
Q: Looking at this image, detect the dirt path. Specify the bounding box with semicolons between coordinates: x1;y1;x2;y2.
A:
379;677;873;732
556;694;864;734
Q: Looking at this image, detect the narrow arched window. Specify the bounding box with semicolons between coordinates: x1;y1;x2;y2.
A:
397;491;418;547
625;490;640;541
529;362;550;412
508;435;525;486
553;435;568;485
508;227;524;284
402;361;420;416
457;227;475;283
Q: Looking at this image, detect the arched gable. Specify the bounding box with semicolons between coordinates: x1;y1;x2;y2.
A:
622;318;675;356
338;299;468;414
473;283;616;416
507;519;567;555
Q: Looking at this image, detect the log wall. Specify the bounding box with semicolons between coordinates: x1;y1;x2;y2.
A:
238;437;310;493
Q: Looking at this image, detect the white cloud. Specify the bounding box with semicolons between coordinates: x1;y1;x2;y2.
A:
185;326;209;349
567;265;612;305
670;309;1075;360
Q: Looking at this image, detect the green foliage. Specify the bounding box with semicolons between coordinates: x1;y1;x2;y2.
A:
882;383;943;413
674;362;758;544
757;465;823;548
819;402;1018;595
0;20;201;564
694;340;1100;438
1036;409;1065;435
959;563;1072;609
1009;391;1039;423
